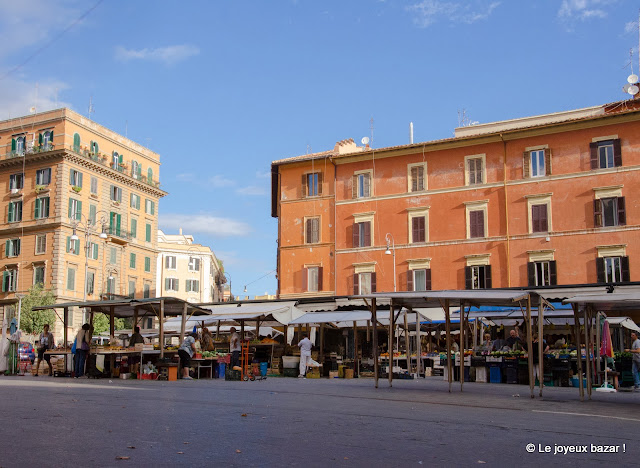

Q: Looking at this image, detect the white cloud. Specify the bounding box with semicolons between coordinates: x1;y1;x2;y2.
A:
406;0;500;28
0;75;71;120
115;45;200;66
558;0;613;21
160;214;250;237
236;185;268;196
256;170;271;179
624;21;637;34
176;173;195;182
209;175;236;188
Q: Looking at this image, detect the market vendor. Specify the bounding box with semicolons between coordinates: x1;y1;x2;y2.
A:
179;332;197;380
34;324;54;376
128;326;145;347
506;329;524;351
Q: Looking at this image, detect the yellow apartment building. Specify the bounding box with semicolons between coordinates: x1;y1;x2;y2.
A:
156;229;225;303
0;108;166;341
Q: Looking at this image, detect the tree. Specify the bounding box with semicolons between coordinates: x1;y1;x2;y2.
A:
19;285;57;335
92;313;129;335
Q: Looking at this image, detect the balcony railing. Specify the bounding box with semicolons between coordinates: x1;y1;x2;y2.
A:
104;226;133;241
4;143;161;189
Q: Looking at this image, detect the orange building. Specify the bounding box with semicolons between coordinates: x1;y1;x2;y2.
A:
271;100;640;298
0;108;166;339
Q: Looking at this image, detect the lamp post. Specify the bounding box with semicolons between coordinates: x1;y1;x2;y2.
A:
70;213;108;314
224;273;232;301
385;233;396;292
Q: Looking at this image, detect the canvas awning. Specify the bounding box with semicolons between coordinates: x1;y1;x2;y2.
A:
196;301;303;325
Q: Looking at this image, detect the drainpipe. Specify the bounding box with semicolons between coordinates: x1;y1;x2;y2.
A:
500;133;511;287
329;156;337;295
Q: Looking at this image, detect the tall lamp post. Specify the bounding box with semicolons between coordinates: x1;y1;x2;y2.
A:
224;273;232;301
70;213;108;317
384;233;397;292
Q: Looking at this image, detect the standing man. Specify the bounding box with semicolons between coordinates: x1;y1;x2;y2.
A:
298;333;312;378
625;332;640;390
229;327;241;369
35;324;54;376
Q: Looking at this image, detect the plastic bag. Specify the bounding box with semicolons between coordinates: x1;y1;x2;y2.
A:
71;338;77;354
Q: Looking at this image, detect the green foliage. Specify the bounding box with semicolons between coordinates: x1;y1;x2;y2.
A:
92;313;129;335
19;285;57;335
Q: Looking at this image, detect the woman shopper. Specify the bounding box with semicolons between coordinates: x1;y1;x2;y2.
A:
178;332;197;380
74;324;92;378
35;324;55;376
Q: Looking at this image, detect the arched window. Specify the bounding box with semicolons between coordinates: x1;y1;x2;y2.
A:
73;133;81;152
147;168;153;184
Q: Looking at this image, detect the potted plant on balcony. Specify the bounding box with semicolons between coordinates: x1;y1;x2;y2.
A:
35;185;48;194
72;185;82;193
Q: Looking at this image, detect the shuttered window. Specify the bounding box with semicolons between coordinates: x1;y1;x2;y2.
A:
68;198;82;221
90;176;98;195
469;210;485;238
144;257;151;272
67;268;76;291
5;239;21;257
411;216;425;243
35;197;50;219
467;157;483;185
352;172;371;199
130;253;136;269
353;221;371;247
465;265;492;289
69;169;82;187
410;166;425;192
353;272;376;294
407;269;431;291
531;204;548;233
305;217;320;244
130;218;137;238
145;223;152;242
302;266;323;292
527;261;557;286
302;172;323;197
35;234;46;254
8;201;22;222
36;168;51;185
596;256;630;283
590;139;622;169
594;197;625;227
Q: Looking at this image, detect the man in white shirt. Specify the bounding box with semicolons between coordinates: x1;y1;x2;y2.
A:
298;334;313;378
625;332;640;390
230;327;241;369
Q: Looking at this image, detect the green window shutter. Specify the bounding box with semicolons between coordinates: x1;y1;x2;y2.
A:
89;204;96;224
146;224;151;242
73;133;80;151
2;271;7;292
76;200;82;220
78;172;83;188
35;199;41;219
8;202;14;222
131;219;137;238
119;154;123;165
148;168;153;182
145;257;150;272
68;199;73;218
130;253;135;268
116;214;121;233
110;247;117;264
137;163;142;178
66;236;70;253
39;133;43;145
165;278;170;290
93;243;99;259
11;138;16;152
5;240;10;257
69;169;73;185
75;240;80;255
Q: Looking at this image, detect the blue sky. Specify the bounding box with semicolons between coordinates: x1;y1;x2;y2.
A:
0;0;638;297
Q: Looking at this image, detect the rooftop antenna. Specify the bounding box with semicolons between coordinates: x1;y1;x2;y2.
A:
88;96;95;119
369;117;374;147
409;122;414;144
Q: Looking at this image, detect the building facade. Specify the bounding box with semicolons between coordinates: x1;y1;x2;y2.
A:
156;229;224;303
271;100;640;298
0;108;165;338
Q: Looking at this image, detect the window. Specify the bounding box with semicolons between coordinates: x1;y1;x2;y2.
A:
590;139;621;169
148;168;153;184
107;276;116;294
109;212;122;236
465;265;492;289
109;247;117;264
131;160;141;179
130;218;137;238
188;257;201;272
41;130;53;150
88;242;99;260
5;239;20;257
352;171;372;199
88;204;97;225
353;221;371;247
35;234;46;254
35;197;50;219
130;193;140;210
353;272;376;294
73;133;81;152
594;197;625;227
469;210;485;238
34;265;45;286
302;172;322;197
12;135;26;156
66;237;80;255
86;271;95;296
165;256;176;269
8;200;22;222
528;261;557;286
145;199;155;215
112;152;121;170
407;268;431;291
165;278;178;291
67;267;76;291
68;198;82;221
2;269;17;292
128;280;136;299
144;257;151;272
90;176;98;195
110;185;122;203
36;168;51;185
523;148;551;178
69;169;82;187
408;163;427;192
531;204;548;233
145;223;152;242
186;279;200;293
130;253;136;269
303;266;322;292
597;256;630;283
9;173;24;190
305;217;320;244
143;283;151;299
465;155;485;185
408;209;428;244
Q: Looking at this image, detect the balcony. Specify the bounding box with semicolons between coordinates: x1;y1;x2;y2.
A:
3;143;162;190
105;226;133;244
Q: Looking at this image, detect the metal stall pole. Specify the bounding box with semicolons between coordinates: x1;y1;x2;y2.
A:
526;294;534;399
538;295;544;398
371;299;379;388
415;309;422;377
159;299;165;359
388;304;396;388
572;304;584;401
442;299;452;393
179;303;187;344
584;308;592;400
403;310;410;375
353;321;358;376
595;311;601;386
460;302;465;392
63;307;69;374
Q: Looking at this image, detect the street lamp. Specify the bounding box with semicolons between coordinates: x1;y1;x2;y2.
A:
385;233;396;292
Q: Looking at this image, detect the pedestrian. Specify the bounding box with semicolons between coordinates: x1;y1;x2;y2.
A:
179;332;197;380
625;331;640;390
35;324;54;376
229;327;241;369
298;333;312;378
201;327;214;351
74;324;92;378
128;326;145;347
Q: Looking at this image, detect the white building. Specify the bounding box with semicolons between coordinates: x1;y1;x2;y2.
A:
156;229;225;302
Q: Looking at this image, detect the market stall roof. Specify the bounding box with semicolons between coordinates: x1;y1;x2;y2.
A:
194;301;303;325
563;293;640;321
355;290;532;309
31;297;211;318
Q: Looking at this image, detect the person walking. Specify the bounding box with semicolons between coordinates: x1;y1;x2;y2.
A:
625;331;640;390
229;327;241;369
179;332;197;380
35;324;54;376
74;324;92;378
298;333;312;378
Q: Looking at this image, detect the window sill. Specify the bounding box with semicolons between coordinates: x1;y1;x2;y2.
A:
90;193;99;199
9;190;23;198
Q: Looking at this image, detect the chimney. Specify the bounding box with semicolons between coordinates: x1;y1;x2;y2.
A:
179;228;182;235
409;122;414;144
